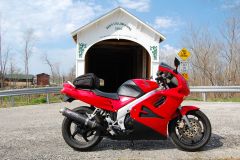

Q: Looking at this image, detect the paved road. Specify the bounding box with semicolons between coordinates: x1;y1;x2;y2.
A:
0;101;240;160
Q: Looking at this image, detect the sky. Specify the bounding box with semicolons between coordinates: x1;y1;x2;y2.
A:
0;0;239;75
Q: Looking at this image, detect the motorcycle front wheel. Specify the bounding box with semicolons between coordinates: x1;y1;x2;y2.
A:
169;110;211;151
61;106;103;151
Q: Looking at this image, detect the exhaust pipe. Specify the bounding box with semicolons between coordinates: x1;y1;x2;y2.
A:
60;108;103;130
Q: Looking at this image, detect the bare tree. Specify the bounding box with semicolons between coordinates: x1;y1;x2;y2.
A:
43;53;55;84
8;57;22;88
42;53;66;85
54;63;62;85
0;14;9;88
0;48;9;88
42;53;65;85
220;16;240;85
22;29;35;87
181;25;222;86
66;64;76;82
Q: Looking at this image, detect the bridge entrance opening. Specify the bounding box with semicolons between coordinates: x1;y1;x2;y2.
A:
85;39;151;92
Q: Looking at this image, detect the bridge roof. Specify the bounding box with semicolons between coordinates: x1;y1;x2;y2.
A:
71;7;166;43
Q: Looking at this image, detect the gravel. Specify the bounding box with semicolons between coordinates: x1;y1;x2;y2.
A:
0;101;240;160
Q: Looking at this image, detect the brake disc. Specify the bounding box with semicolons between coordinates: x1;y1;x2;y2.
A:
178;118;202;140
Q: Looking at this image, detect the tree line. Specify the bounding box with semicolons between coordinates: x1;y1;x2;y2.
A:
160;15;240;100
163;16;240;87
0;15;75;89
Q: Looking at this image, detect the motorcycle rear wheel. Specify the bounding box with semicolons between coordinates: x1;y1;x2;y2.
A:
169;110;211;151
61;106;103;151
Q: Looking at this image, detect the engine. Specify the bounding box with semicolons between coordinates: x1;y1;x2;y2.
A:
124;114;134;130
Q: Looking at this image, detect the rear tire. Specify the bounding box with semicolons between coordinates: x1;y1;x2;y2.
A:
169;110;211;151
61;106;103;151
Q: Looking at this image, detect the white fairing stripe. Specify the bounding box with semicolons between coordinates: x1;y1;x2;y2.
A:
116;88;161;129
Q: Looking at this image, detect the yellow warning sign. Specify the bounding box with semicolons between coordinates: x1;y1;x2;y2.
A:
181;72;189;81
178;48;191;61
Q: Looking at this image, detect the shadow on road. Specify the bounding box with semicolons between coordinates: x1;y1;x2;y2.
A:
202;133;224;151
91;133;224;151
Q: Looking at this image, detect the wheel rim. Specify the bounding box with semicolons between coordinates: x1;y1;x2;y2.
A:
66;111;100;148
70;122;98;144
175;114;206;146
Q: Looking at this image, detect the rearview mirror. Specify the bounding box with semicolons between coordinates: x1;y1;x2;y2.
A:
174;57;180;68
174;58;180;74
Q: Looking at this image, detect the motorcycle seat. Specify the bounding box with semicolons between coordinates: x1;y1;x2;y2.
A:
93;89;119;100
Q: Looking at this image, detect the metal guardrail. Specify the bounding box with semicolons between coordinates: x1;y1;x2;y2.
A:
0;86;240;106
0;87;62;107
190;86;240;101
0;87;62;97
190;86;240;93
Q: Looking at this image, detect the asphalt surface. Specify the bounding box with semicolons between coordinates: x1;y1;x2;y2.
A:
0;101;240;160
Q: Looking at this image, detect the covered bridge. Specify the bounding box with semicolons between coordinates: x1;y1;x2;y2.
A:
71;7;165;91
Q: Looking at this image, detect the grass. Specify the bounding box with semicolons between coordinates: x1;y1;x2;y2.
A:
0;94;64;108
207;97;240;102
186;97;203;101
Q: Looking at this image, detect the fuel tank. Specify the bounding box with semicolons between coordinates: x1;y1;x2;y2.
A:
132;79;159;93
117;79;158;98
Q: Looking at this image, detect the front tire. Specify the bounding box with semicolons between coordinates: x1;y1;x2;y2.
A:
169;110;211;151
61;106;103;151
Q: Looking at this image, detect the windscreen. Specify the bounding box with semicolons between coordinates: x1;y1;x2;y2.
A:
159;62;175;70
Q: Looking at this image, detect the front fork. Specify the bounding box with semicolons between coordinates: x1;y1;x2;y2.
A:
182;115;192;129
178;105;199;129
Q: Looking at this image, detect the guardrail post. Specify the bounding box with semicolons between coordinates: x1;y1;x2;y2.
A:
46;93;50;104
10;96;15;107
202;92;207;102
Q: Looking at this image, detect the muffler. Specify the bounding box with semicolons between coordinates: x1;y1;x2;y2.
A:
60;108;103;130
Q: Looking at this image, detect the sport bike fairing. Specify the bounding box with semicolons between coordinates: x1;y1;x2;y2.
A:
130;88;183;136
61;66;190;137
60;59;211;152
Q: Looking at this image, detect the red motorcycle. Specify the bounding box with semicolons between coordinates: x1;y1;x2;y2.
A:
60;58;211;151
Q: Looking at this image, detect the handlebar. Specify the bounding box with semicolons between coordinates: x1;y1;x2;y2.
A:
156;72;168;88
156;71;176;89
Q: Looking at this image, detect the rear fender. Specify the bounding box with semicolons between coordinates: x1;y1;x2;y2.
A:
179;106;199;116
63;95;75;102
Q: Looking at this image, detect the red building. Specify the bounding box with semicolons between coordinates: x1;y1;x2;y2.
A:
37;73;50;86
